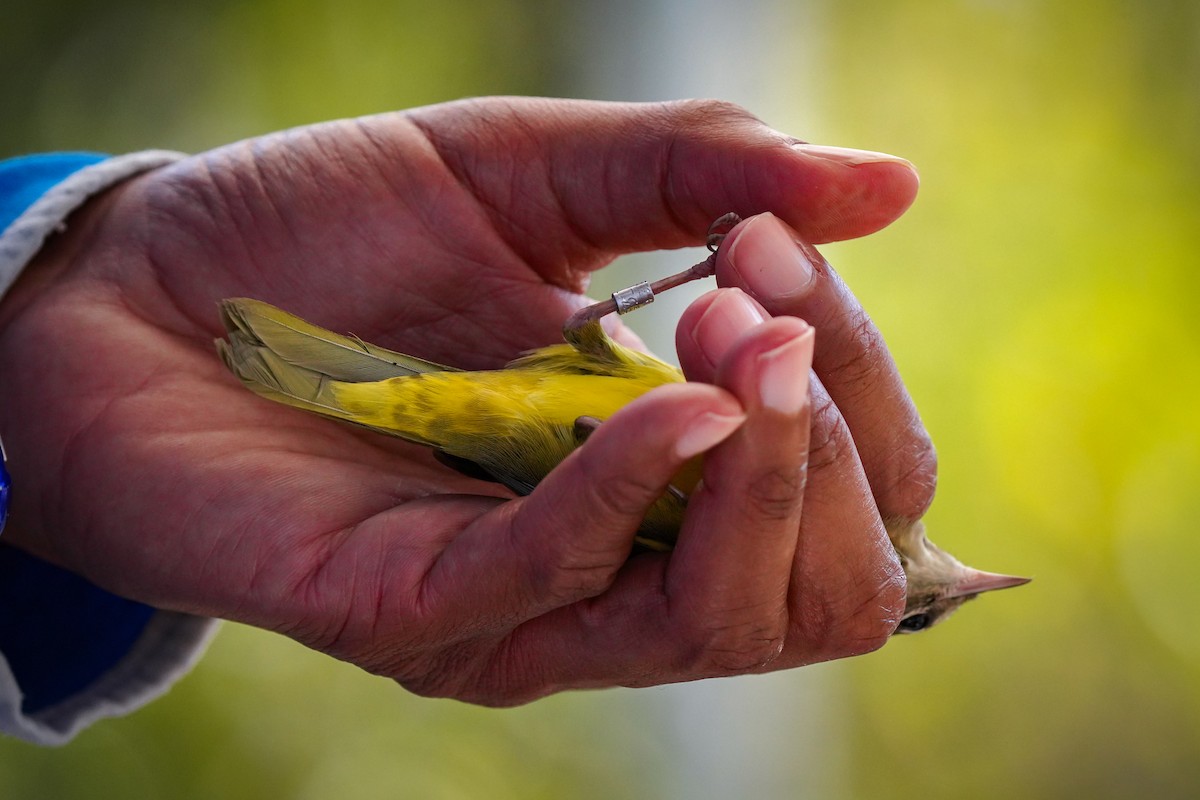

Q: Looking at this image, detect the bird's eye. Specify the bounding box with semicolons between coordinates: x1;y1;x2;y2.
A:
897;613;932;633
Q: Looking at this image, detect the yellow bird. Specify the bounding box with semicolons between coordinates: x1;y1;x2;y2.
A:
217;295;694;549
216;220;1028;633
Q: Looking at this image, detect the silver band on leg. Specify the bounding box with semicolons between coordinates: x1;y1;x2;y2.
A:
612;281;655;315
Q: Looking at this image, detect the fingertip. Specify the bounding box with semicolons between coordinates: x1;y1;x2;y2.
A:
842;158;920;239
781;144;920;243
620;380;746;436
792;143;917;172
756;323;815;417
713;316;816;416
715;213;818;305
606;381;746;465
673;408;747;461
676;287;769;382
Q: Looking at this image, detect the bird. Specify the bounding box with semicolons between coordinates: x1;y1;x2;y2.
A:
885;520;1029;633
215;216;1028;634
217;293;694;549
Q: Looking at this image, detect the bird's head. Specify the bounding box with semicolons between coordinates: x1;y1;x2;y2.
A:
888;520;1030;634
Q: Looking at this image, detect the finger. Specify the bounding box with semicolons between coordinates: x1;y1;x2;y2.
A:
400;97;919;280
676;317;901;670
673;265;908;658
675;287;772;382
416;381;746;638
454;318;815;697
664;316;815;674
713;212;937;524
485;321;902;697
772;372;906;663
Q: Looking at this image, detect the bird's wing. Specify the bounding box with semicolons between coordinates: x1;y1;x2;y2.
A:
219;298;457;382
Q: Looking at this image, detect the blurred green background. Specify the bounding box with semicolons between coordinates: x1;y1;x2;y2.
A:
3;0;1198;797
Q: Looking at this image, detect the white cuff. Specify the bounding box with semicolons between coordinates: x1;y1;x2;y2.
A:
0;150;187;300
0;149;221;746
0;612;219;746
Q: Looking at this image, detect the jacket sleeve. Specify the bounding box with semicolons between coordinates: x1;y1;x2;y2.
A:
0;152;219;746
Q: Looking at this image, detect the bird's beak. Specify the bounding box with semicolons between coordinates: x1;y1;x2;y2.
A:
949;569;1031;599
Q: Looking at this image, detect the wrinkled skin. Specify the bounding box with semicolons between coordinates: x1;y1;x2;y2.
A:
0;98;935;703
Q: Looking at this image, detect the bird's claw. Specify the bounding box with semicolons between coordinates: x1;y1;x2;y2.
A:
706;212;743;252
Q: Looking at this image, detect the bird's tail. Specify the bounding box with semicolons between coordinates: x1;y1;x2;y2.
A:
215;297;453;432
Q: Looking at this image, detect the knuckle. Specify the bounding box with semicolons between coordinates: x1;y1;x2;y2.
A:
522;529;621;607
796;558;907;658
583;466;662;521
404;639;548;709
679;621;788;675
535;558;616;607
744;465;807;523
662;98;762;129
670;593;791;675
808;395;853;472
709;635;787;673
389;643;479;700
849;571;908;653
657;99;772;234
396;666;460;701
832;313;887;395
886;433;939;521
509;449;660;608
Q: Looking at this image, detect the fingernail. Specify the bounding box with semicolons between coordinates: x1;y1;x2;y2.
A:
675;411;746;461
692;288;767;370
793;143;915;169
758;325;815;415
726;213;816;300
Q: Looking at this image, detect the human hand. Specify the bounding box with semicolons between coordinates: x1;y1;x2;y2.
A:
0;97;928;702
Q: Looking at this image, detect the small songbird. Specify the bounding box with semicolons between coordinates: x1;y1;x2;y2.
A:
216;217;1028;634
885;520;1029;632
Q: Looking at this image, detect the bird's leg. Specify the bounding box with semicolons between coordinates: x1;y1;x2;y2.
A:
573;415;602;444
704;211;743;251
563;212;742;333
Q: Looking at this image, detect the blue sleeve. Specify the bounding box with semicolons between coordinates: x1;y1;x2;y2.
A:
0;153;109;231
0;152;158;718
0;549;155;715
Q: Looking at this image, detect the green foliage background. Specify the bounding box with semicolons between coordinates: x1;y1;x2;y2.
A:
2;0;1198;797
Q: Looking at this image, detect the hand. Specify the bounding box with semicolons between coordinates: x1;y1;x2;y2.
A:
0;97;930;703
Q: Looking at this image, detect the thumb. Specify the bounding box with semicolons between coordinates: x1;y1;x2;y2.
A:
401;98;919;269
